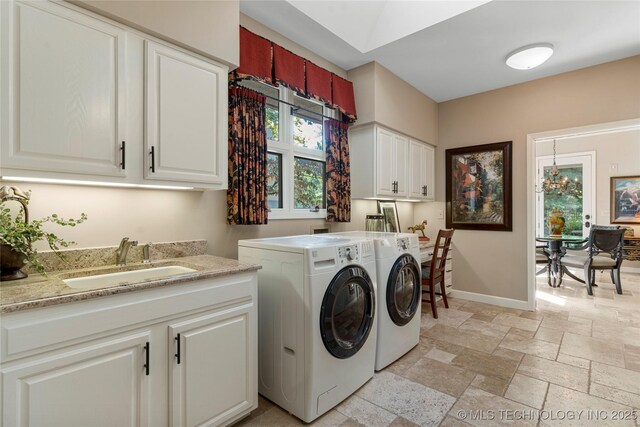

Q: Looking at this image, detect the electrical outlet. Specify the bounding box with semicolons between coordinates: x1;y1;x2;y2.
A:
437;209;444;219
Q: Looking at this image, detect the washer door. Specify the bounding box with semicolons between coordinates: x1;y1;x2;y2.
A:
386;254;421;326
320;266;375;359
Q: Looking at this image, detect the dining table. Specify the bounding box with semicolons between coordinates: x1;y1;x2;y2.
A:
536;235;588;287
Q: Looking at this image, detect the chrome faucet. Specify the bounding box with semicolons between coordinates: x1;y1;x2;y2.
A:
116;237;138;266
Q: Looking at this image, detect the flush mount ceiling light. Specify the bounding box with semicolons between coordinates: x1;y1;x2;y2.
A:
506;43;554;70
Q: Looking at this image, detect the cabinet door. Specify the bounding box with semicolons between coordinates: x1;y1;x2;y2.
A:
144;41;228;186
394;134;409;196
1;331;150;427
169;302;256;427
376;127;396;196
424;144;435;200
0;0;127;179
409;140;427;199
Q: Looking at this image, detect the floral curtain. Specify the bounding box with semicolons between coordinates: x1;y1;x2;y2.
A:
325;119;351;222
227;87;268;225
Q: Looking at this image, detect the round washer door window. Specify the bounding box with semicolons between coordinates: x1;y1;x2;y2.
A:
320;266;375;359
386;254;421;326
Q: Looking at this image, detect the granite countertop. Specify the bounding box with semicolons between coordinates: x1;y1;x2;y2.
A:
0;255;261;314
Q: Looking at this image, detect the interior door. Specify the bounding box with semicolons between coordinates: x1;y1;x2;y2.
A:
536;152;595;237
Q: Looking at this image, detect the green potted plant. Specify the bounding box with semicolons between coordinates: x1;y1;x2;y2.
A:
0;186;87;281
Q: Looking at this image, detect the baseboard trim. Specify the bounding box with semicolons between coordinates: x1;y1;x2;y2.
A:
450;289;533;311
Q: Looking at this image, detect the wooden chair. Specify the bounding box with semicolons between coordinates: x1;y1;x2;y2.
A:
421;229;454;319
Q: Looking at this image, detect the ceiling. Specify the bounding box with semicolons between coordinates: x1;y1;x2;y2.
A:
240;0;640;102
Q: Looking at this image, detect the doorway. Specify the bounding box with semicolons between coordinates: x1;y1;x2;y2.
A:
536;152;595;238
526;118;640;310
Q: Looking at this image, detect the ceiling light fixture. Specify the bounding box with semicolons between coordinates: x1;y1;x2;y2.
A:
506;43;554;70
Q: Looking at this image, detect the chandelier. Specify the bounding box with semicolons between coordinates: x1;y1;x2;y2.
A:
537;139;582;196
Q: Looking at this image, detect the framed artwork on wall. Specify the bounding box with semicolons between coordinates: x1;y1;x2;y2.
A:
611;176;640;224
377;201;400;233
446;141;513;231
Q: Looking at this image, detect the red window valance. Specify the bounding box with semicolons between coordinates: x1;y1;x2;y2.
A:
274;45;305;96
306;61;332;106
231;26;357;122
235;27;273;84
332;75;357;120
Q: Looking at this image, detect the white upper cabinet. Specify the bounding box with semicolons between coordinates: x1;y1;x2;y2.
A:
374;128;408;197
350;124;433;201
0;0;127;179
409;139;435;201
0;0;228;189
144;41;227;186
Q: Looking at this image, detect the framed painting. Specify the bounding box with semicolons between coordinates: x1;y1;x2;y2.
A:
377;201;400;233
611;176;640;224
446;141;512;231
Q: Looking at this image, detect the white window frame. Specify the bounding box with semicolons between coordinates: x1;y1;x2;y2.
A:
263;85;334;220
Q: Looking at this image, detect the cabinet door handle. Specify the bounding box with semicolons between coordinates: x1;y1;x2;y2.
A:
150;147;156;173
144;342;150;375
120;141;126;170
175;333;181;365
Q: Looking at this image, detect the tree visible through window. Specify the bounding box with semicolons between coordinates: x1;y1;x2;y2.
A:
543;166;583;236
238;79;331;217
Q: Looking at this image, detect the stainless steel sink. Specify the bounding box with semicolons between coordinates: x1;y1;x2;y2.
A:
63;266;196;290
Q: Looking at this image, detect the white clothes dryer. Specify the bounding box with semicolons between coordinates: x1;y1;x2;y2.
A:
330;231;421;370
238;235;377;423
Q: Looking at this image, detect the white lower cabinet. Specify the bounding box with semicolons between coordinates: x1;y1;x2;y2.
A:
170;305;255;427
0;272;258;427
1;331;152;427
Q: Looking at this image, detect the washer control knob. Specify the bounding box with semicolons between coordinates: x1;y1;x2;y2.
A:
346;247;355;261
401;240;408;250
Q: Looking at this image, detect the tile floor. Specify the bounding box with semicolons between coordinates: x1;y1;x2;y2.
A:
236;271;640;426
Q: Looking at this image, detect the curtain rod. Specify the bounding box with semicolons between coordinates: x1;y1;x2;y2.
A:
230;82;339;121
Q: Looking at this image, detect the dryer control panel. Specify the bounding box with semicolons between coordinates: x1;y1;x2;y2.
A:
396;237;411;252
338;245;359;264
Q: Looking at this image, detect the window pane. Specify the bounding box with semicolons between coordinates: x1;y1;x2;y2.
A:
237;79;279;141
542;165;583;236
267;152;283;209
292;96;323;151
294;157;325;209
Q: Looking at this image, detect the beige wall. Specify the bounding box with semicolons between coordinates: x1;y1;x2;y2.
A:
348;62;438;144
20;183;413;260
434;56;640;301
347;62;376;125
240;14;346;78
70;0;240;68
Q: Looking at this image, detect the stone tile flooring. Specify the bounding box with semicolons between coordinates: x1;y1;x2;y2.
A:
236;272;640;426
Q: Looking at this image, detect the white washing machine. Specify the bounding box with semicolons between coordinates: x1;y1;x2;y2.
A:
330;231;422;371
238;235;377;423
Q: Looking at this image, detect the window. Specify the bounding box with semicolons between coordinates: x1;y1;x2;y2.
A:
238;80;334;219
